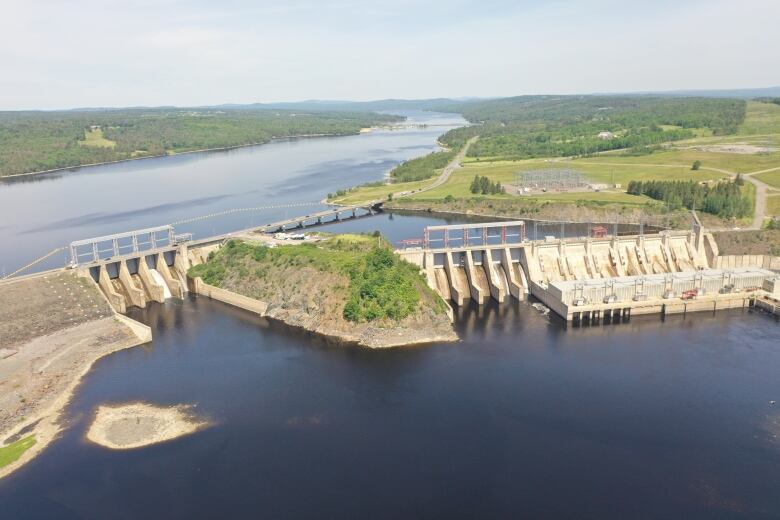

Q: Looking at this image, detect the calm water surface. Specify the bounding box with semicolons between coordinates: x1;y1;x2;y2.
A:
1;296;779;518
0;110;464;274
1;111;780;518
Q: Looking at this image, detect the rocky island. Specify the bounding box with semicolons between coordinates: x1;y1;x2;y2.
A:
188;234;457;348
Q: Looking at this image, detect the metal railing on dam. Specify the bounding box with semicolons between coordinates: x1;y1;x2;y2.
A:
2;200;383;279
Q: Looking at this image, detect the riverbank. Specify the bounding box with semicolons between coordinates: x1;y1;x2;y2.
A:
188;234;457;348
0;272;151;479
0;129;380;181
383;201;686;229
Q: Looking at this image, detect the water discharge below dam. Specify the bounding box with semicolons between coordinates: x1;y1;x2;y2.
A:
1;111;780;517
1;286;780;518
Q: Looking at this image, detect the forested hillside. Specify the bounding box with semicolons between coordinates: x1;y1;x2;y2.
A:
439;96;746;159
0;108;401;176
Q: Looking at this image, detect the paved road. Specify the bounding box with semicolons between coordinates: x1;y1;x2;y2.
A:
398;136;478;199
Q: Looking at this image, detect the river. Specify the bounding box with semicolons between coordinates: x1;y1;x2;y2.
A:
1;111;780;518
0;110;464;275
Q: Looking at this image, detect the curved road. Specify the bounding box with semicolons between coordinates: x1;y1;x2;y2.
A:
396;136;478;199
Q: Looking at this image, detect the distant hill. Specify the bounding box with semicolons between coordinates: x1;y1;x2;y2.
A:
23;87;780;115
214;98;481;112
604;86;780;99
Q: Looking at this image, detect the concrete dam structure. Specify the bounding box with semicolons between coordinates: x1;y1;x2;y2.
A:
397;221;780;323
8;210;778;326
57;203;381;313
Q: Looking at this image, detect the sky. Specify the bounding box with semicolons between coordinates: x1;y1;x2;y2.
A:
2;0;779;110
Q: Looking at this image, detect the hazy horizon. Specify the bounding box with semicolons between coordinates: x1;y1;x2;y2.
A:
2;0;780;111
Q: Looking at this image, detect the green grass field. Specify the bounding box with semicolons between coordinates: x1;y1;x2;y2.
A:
80;128;116;148
755;169;780;189
767;194;780;217
738;101;780;135
0;435;36;469
575;148;780;175
332;100;779;219
405;159;725;202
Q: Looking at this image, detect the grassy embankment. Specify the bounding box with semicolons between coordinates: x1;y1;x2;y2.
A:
189;234;447;324
0;436;36;470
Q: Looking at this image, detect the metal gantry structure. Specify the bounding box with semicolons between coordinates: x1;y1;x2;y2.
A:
69;225;181;266
422;221;527;250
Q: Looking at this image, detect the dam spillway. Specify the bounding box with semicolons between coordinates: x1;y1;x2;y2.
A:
397;220;780;323
8;213;780;323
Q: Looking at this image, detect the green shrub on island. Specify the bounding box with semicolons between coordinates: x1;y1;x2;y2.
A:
343;247;420;322
188;235;444;324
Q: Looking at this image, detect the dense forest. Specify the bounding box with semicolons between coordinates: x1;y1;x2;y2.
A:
0;108;401;176
756;97;780;106
626;179;752;219
439;96;746;160
389;149;455;183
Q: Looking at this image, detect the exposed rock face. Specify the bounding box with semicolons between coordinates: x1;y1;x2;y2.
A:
265;300;457;348
207;245;457;348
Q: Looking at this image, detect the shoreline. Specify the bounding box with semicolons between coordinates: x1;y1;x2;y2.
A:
384;203;675;230
86;402;209;450
0;129;376;181
0;315;151;480
191;277;457;349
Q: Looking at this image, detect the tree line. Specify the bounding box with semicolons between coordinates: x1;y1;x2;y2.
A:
389;149;455;183
439;96;746;161
626;179;752;219
0;108;401;176
470;175;505;195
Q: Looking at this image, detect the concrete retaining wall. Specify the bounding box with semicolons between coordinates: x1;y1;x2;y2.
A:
190;277;268;316
714;255;780;271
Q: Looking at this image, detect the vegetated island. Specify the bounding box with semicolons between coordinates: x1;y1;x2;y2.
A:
86;403;208;450
188;234;457;348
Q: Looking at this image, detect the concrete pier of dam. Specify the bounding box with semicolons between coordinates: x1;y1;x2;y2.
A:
5;212;779;328
397;221;780;323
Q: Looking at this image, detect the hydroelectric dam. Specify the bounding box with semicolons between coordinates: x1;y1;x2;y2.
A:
397;220;780;323
2;205;780;336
